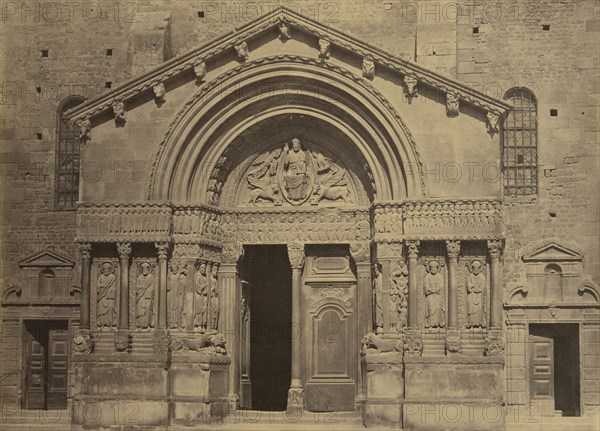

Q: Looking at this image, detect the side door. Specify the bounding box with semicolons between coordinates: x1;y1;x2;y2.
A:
24;322;46;409
46;325;68;409
528;334;555;416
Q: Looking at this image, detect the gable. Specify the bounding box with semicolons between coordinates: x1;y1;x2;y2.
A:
65;6;510;127
522;242;584;263
19;250;75;268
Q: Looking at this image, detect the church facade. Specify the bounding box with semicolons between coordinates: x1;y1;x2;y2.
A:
1;2;599;430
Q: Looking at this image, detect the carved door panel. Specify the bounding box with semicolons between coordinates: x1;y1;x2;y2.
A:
239;281;251;409
46;328;68;409
24;324;46;409
529;334;555;416
303;247;357;412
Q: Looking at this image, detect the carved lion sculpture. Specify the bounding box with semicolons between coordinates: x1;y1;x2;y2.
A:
360;332;403;355
172;332;227;355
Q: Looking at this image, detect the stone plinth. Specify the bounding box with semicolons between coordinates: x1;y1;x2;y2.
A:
169;353;230;426
360;351;404;428
403;356;505;430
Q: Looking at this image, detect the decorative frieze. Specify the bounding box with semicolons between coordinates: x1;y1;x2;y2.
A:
172;206;223;243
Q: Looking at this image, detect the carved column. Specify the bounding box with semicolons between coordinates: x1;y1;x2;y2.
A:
486;240;504;356
350;242;371;339
78;243;92;329
287;242;305;414
156;243;168;329
405;240;422;355
220;242;243;410
115;242;131;351
446;240;461;354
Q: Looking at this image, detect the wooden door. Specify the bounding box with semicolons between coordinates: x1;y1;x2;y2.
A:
24;324;46;409
529;334;555;416
47;327;68;409
303;247;357;412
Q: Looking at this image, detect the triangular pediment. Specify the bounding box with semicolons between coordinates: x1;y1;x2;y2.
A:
19;250;75;268
65;6;510;124
522;242;583;263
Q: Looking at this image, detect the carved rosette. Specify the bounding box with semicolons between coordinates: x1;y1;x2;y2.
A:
318;39;331;60
73;329;94;354
446;328;461;354
152;83;166;103
446;91;459;117
403;329;423;356
76;119;91;144
112;100;126;124
278;21;291;40
234;41;249;61
350;242;370;263
487;112;500;134
287;243;305;269
403;74;418;97
362;57;375;79
153;328;171;356
485;335;504;356
193;61;207;83
114;329;130;351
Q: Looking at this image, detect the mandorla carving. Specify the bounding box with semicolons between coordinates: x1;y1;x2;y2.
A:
73;329;94;354
172;331;227;355
245;138;353;206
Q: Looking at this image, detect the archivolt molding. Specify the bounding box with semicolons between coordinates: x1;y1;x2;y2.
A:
146;55;426;203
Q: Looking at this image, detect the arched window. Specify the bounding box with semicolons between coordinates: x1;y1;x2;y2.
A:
502;88;537;196
56;96;85;209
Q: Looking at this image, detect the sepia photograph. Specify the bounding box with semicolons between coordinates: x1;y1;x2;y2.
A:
0;0;598;430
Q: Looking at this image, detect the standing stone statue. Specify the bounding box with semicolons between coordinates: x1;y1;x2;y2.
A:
424;260;446;328
167;261;186;329
194;262;209;331
210;264;220;330
466;260;486;328
97;262;117;328
372;262;384;333
282;138;309;201
135;262;156;329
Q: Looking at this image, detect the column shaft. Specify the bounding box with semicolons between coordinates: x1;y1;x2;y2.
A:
79;243;91;329
406;241;420;328
446;241;460;329
220;263;239;409
156;243;168;329
488;240;503;329
117;243;131;329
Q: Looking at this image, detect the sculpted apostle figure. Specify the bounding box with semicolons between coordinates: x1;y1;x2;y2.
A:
424;260;446;328
97;262;117;328
194;262;209;331
167;261;186;329
373;262;384;333
466;260;486;328
135;262;156;329
210;264;220;330
282;138;309;201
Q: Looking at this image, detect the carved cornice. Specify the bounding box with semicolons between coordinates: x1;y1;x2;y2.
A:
64;7;509;132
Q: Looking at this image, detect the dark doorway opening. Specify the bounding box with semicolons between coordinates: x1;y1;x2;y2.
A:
22;320;69;410
245;245;292;411
529;323;580;416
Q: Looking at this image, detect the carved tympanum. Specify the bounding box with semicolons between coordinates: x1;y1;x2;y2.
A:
97;262;117;328
465;259;486;328
423;259;446;328
135;262;156;329
245;138;353;206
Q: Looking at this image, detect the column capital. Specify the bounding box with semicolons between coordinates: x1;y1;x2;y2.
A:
446;240;461;259
117;242;131;259
487;239;503;259
287;242;305;269
222;242;243;264
78;242;91;259
376;241;403;259
155;242;169;259
405;240;420;259
350;242;370;263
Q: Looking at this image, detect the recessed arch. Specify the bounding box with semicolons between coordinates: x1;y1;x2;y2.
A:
147;56;426;204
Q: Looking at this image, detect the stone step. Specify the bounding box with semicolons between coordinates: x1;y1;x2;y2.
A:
506;416;600;431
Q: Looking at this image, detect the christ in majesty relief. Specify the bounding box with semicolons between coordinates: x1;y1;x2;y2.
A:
282;138;309;201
